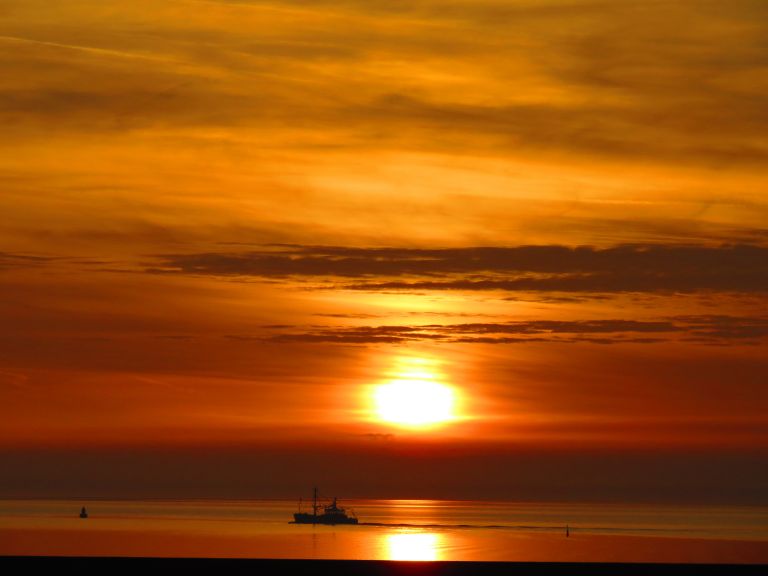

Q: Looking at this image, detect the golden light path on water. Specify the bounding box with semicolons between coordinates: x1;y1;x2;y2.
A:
385;532;442;561
2;500;767;563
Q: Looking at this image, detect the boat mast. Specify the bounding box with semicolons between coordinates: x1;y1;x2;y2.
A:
313;486;318;519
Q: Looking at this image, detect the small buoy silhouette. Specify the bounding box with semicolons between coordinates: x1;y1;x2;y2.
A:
79;506;88;519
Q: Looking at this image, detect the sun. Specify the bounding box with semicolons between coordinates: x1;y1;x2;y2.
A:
372;361;457;427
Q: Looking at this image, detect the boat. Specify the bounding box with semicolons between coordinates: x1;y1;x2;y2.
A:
292;487;358;525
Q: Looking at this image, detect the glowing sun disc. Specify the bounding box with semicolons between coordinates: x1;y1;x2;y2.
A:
374;379;455;426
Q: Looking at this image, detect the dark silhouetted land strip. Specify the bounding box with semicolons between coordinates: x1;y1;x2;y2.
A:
1;557;766;575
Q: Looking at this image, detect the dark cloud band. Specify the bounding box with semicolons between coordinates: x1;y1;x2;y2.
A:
149;243;768;293
247;315;768;345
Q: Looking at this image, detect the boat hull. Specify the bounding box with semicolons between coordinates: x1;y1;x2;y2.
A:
293;513;358;525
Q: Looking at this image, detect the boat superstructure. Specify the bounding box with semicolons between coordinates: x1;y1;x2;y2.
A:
292;487;358;525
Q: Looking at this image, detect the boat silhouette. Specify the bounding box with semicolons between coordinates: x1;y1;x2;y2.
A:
292;487;358;525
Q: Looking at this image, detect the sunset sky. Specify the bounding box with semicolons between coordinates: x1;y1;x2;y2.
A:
1;0;766;504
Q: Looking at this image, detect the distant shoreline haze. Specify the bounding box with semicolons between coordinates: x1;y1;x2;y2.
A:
0;447;765;505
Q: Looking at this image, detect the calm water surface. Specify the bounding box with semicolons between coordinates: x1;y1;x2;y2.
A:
1;499;766;563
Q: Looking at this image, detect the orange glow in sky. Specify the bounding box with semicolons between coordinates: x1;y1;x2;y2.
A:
0;0;766;504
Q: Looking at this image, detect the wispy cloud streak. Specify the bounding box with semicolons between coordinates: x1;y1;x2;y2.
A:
249;316;768;345
150;243;768;293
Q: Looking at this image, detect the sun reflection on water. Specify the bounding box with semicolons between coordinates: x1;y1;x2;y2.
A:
385;532;442;561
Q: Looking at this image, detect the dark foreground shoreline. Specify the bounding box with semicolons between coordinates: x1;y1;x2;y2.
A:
1;557;765;575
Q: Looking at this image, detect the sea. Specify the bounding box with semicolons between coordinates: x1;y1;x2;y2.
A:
1;499;766;563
